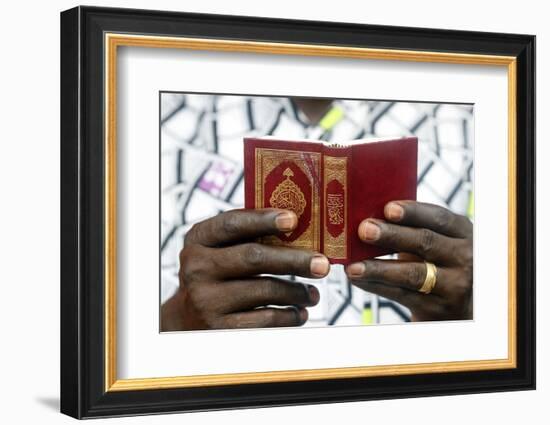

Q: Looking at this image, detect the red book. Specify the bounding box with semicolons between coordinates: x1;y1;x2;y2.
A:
244;136;417;264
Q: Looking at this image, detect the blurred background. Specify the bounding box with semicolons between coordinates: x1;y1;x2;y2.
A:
160;93;474;326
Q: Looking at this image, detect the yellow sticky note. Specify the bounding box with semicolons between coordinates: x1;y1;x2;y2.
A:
319;106;344;130
362;308;373;325
467;191;474;219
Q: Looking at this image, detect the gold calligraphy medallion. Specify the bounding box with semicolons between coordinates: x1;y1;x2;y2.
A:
269;167;306;218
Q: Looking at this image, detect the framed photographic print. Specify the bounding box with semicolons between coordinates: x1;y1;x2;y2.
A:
60;5;536;419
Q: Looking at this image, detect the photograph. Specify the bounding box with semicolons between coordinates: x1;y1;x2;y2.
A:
159;93;474;331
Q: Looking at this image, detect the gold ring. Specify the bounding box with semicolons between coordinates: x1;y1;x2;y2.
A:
419;262;437;294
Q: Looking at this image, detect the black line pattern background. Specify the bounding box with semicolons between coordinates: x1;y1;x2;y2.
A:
160;93;474;326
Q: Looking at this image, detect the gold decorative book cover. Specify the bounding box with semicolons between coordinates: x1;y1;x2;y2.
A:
244;136;418;264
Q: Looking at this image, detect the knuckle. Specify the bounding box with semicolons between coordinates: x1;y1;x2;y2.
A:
260;309;278;327
381;222;397;242
257;278;280;301
418;228;436;256
186;284;206;306
195;283;217;308
434;207;452;229
364;261;381;279
371;261;384;278
244;243;266;267
407;265;425;288
440;273;472;319
222;212;244;236
179;246;208;282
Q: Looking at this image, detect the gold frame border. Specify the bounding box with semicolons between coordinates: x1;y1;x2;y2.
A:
104;33;517;392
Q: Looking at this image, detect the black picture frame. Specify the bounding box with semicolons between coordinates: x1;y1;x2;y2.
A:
61;5;535;419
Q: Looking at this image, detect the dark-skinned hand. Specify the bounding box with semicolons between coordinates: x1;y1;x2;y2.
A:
161;208;330;331
346;201;473;321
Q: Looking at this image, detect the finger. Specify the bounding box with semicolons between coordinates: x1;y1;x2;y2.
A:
346;259;447;295
384;201;472;238
358;219;455;264
185;208;297;247
222;307;308;329
349;279;417;308
397;252;423;262
206;243;330;279
219;278;320;313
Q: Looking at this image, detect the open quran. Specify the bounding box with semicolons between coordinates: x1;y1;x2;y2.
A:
244;136;417;264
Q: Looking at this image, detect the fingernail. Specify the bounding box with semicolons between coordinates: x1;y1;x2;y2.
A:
299;308;309;323
385;202;404;221
307;285;320;304
346;262;365;278
310;255;330;277
275;211;297;232
359;221;381;241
